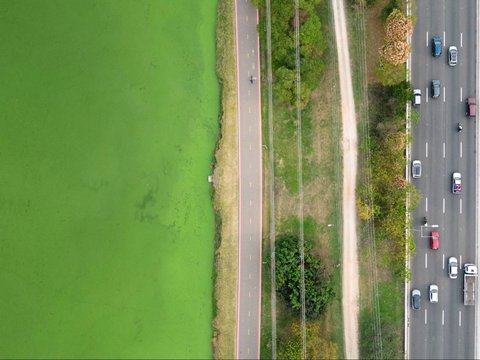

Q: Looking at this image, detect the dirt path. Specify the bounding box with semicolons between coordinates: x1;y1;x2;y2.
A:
331;0;359;358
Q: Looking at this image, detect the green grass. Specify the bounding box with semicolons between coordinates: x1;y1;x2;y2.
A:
0;1;218;358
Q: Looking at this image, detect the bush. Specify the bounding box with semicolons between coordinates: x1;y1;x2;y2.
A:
275;234;334;318
375;61;406;86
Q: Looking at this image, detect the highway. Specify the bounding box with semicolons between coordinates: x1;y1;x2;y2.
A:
234;0;262;358
408;1;477;358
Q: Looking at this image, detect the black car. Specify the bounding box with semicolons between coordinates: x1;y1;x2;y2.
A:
411;289;421;310
432;36;442;57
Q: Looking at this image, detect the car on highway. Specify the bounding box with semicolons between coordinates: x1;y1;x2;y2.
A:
448;46;458;66
432;36;442;57
429;284;439;303
466;98;476;117
430;231;439;250
413;89;422;106
411;289;421;310
412;160;421;178
452;172;462;194
448;257;458;279
431;80;441;98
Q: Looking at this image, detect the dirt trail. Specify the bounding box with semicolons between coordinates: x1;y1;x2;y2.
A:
331;0;359;358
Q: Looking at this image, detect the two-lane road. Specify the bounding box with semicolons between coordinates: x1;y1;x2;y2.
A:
234;0;262;358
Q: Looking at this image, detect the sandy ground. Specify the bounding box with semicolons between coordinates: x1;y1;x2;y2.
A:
332;0;360;358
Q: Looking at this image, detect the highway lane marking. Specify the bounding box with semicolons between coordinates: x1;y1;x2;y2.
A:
247;53;250;59
461;32;463;47
425;253;428;269
442;310;444;325
248;107;251;113
246;33;249;40
249;218;252;224
250;235;252;241
459;311;462;327
443;31;446;45
460;141;463;158
248;328;250;335
248;89;251;96
443;198;445;213
249;273;251;279
443;142;445;158
426;87;429;102
443;254;445;269
250;199;252;206
425;197;428;212
249;254;252;261
247;347;250;354
460;87;463;101
443;87;446;102
249;181;252;188
460;199;462;214
426;142;429;158
426;31;429;47
248;311;251;317
425;309;428;324
460;255;462;268
249;291;251;298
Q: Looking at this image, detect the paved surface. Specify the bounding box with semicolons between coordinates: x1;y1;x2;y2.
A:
331;0;360;358
234;0;262;358
409;1;477;358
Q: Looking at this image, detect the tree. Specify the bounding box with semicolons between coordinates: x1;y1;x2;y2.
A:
275;234;334;318
379;9;413;65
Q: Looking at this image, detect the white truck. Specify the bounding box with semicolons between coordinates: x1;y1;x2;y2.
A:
463;264;477;306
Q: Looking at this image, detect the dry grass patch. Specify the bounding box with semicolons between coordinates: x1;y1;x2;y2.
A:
212;1;238;358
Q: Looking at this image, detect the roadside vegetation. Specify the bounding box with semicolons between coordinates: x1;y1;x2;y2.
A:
255;0;343;358
346;0;418;358
212;1;238;358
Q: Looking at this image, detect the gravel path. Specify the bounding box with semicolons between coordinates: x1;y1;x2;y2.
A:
332;0;359;358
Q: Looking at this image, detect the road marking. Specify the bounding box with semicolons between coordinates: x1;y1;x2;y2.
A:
426;142;429;158
248;107;251;113
461;32;463;47
249;291;251;298
459;311;462;327
443;142;446;158
443;198;445;213
461;87;463;101
249;181;252;188
460;199;462;214
252;62;255;70
426;31;429;47
443;87;446;102
249;273;251;279
425;309;428;324
443;254;445;269
247;347;250;354
248;328;250;335
248;311;251;317
249;254;252;261
247;52;250;59
442;310;445;325
250;235;252;241
249;144;252;151
460;255;462;268
425;253;428;269
460;142;463;158
443;31;446;44
249;217;252;224
250;199;252;206
425;197;428;212
426;87;429;102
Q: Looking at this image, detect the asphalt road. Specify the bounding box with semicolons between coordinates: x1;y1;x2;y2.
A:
234;0;262;358
409;1;477;358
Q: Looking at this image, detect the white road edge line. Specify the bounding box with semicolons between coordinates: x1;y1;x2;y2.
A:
426;87;429;102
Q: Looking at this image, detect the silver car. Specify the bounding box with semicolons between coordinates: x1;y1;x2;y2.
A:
413;89;422;106
412;160;421;178
429;284;439;303
448;46;458;66
448;257;458;279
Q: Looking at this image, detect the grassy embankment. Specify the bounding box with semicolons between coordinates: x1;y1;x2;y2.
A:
212;1;238;359
346;0;418;358
257;0;344;357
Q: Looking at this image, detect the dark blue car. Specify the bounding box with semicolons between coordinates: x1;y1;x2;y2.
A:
432;36;442;57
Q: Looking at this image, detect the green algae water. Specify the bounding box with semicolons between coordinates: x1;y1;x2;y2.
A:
0;1;218;358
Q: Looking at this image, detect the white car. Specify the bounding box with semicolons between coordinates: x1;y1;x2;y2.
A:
429;284;439;303
448;257;458;279
413;89;422;106
412;160;421;178
448;46;458;66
